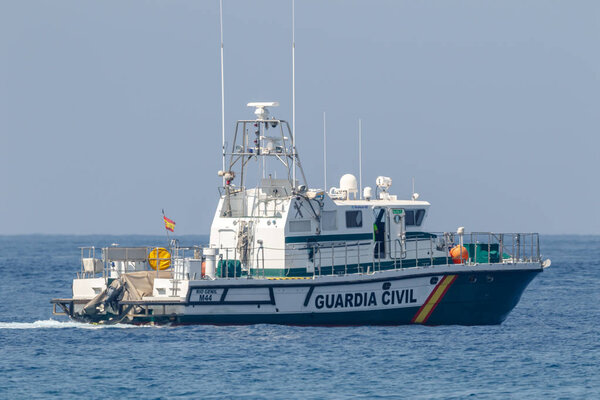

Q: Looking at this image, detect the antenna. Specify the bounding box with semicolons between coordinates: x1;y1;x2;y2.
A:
291;0;296;187
358;118;362;199
219;0;225;184
323;111;327;191
411;176;420;201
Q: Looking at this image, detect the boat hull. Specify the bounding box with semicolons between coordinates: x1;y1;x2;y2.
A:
68;263;541;326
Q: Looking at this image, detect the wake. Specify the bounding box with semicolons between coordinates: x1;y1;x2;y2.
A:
0;319;145;330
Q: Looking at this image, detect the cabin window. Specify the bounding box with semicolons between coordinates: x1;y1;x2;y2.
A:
322;211;337;231
345;210;363;228
405;210;415;226
289;220;311;233
405;209;426;226
415;209;426;226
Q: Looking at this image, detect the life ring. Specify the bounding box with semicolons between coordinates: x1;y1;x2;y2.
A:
148;247;171;270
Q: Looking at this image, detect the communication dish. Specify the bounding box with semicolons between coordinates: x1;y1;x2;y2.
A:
376;176;392;191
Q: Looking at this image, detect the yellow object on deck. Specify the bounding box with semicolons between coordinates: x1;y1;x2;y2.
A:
148;248;171;270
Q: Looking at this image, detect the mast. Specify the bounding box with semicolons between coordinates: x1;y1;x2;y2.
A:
219;0;226;184
291;0;296;187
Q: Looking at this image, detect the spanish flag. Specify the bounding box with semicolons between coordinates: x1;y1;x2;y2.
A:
163;216;176;232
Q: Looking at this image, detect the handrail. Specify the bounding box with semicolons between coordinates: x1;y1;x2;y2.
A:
75;232;541;282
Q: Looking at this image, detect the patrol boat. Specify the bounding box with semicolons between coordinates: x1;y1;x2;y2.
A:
51;102;549;326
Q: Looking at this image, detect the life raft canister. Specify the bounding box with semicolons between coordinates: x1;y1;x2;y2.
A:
148;247;171;270
450;245;469;264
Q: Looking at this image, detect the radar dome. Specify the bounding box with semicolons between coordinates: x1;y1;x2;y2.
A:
340;174;358;198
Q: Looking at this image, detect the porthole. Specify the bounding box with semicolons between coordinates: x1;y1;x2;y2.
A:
382;282;391;290
469;275;477;283
430;277;439;285
486;275;494;283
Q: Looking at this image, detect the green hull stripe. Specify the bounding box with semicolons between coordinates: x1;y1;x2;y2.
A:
285;233;372;244
285;231;436;244
405;231;437;239
245;257;451;278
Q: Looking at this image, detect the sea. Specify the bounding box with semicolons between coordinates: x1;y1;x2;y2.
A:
0;235;598;399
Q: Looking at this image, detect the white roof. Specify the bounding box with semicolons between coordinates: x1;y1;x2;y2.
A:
334;199;431;207
247;102;279;107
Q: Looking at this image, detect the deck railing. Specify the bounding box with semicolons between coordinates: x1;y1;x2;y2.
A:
77;232;541;283
215;231;541;279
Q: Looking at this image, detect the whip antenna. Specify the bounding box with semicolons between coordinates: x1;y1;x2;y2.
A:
292;0;296;187
219;0;226;184
323;111;327;191
359;118;362;199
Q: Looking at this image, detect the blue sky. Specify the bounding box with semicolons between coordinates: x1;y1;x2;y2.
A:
1;1;598;234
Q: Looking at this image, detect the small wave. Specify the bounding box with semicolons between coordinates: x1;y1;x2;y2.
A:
0;319;143;330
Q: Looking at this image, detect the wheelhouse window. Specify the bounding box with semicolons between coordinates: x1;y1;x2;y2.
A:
322;211;337;231
415;209;425;226
345;210;363;228
405;209;426;226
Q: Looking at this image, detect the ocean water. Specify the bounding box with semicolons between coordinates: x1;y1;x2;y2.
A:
0;235;598;399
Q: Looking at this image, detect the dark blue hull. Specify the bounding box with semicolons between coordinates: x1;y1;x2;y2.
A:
426;269;540;325
123;268;541;326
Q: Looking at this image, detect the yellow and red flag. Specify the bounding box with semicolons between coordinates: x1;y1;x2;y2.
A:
163;216;176;232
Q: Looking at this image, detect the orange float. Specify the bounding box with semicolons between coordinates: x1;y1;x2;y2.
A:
450;245;469;264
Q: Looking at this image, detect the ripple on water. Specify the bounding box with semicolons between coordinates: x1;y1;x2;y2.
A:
0;235;598;398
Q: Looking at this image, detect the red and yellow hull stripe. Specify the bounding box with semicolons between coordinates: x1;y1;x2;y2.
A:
412;275;457;324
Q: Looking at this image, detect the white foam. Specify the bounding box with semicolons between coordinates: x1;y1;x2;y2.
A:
0;319;144;330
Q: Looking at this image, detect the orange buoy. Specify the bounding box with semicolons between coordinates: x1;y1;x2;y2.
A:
148;247;171;270
450;245;469;264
